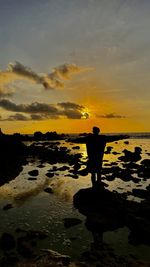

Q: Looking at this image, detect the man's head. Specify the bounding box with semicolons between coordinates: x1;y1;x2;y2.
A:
92;126;100;135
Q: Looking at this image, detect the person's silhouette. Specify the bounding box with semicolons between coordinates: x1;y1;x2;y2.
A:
71;126;129;186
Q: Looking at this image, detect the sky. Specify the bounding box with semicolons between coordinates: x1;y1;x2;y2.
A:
0;0;150;134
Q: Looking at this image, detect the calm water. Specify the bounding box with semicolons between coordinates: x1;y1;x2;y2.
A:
0;138;150;260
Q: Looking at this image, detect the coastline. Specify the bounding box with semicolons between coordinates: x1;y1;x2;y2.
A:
0;133;150;266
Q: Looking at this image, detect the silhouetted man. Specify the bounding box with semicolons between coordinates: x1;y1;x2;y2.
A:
72;126;129;186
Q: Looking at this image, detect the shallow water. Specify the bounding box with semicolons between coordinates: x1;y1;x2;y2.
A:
0;138;150;260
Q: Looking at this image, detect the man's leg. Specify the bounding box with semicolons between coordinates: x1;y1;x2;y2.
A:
96;170;101;183
91;172;96;186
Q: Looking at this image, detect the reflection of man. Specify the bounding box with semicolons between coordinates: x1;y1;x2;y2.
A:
72;126;129;186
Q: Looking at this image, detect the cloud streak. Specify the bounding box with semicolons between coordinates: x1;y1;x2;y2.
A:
96;113;126;119
0;99;89;120
0;61;88;95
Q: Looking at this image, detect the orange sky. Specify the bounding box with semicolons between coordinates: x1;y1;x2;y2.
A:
0;1;150;134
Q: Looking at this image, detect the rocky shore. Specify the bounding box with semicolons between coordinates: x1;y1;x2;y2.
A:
0;132;150;266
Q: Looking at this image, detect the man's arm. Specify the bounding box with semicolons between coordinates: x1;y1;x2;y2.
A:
105;134;130;143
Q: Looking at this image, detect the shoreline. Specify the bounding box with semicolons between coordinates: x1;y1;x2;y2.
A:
0;136;150;266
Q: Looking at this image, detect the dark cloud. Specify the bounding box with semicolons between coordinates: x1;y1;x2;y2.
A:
0;99;89;121
58;102;85;119
96;113;126;119
58;102;84;110
8;61;42;84
0;99;58;114
8;113;29;121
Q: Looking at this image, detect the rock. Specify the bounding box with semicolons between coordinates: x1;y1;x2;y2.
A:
124;141;129;144
58;166;70;171
146;184;150;191
28;177;37;181
45;172;54;178
28;169;39;176
72;146;80;150
63;218;82;228
0;233;16;250
3;204;13;210
73;186;126;233
37;164;45;168
105;146;113;154
118;147;142;162
132;177;140;183
112;151;120;155
141;159;150;167
105;174;116;181
78;168;88;176
132;189;149;199
39;249;70;266
44;187;53;194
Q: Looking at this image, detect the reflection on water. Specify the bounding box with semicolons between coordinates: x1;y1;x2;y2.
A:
0;138;150;260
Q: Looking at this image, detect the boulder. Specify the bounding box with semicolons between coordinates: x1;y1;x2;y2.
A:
3;204;13;210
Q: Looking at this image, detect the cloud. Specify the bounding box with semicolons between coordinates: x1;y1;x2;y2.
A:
0;61;88;94
50;63;83;80
0;88;14;97
8;113;30;121
58;102;85;119
96;113;126;119
0;99;58;115
0;99;89;120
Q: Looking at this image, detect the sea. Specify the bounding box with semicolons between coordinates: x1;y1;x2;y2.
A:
0;132;150;261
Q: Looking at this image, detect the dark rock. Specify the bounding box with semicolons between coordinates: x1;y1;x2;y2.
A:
58;165;70;171
132;177;140;183
44;187;53;194
72;146;80;150
78;168;88;176
112;151;120;155
3;204;13;210
28;177;37;181
141;159;150;167
28;169;39;176
63;218;82;228
37;164;45;168
105;174;116;181
132;189;149;199
0;136;28;186
146;184;150;191
0;233;16;250
73;186;126;233
118;147;142;162
45;172;54;178
105;146;113;154
124;141;129;144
